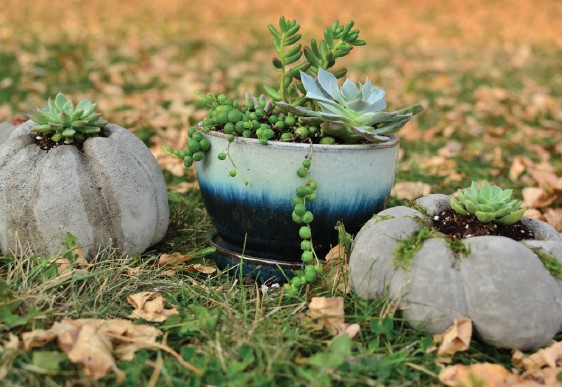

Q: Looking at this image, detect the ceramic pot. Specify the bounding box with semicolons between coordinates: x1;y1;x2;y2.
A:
197;131;400;262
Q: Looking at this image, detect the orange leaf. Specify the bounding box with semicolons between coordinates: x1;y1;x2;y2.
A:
439;363;525;386
513;341;562;384
323;244;351;295
21;329;57;351
301;297;360;339
127;292;179;322
522;187;556;209
433;317;473;358
392;181;432;201
544;209;562;231
157;252;194;266
186;263;217;274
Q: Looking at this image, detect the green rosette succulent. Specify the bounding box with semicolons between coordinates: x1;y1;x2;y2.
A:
31;92;107;144
277;68;424;143
450;181;526;225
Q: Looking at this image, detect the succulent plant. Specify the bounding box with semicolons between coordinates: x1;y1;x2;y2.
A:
276;68;424;143
450;181;526;225
31;92;107;144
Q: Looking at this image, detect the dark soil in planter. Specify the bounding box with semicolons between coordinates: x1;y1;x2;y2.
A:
30;127;109;152
432;208;534;241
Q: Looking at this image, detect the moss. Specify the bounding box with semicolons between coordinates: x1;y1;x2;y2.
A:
410;203;429;216
447;238;471;258
393;227;434;271
533;249;562;280
371;214;394;224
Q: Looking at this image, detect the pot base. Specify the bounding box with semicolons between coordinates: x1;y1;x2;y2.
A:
208;235;302;283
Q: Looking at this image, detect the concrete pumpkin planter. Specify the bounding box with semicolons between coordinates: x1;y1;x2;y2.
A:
350;194;562;350
0;120;169;259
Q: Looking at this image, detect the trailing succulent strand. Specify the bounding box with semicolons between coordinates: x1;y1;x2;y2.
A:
284;154;323;296
265;16;365;105
277;69;424;143
450;181;525;225
31;92;107;144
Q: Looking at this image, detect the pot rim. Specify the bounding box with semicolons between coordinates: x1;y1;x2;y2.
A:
199;126;399;150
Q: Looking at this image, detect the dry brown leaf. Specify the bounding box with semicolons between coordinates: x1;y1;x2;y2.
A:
20;318;169;380
21;329;57;351
0;334;19;378
186;263;217;274
439;363;525;386
301;297;360;339
157;252;194;267
509;156;526;181
127;292;179;322
433;317;473;359
323;244;351;295
56;249;89;276
437;140;463;158
544;208;562;231
522;187;556;209
513;341;562;385
65;322;117;379
524;208;546;221
391;181;432;201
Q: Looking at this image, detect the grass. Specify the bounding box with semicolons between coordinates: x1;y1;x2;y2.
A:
1;0;561;385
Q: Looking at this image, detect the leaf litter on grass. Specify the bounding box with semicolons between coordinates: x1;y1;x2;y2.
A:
1;0;562;384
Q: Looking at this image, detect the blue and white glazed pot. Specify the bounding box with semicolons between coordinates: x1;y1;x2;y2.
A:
197;131;399;262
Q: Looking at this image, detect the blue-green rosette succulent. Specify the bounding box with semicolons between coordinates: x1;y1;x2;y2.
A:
277;68;423;143
450;181;526;225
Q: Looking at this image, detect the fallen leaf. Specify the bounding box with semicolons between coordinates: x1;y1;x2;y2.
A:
392;181;432;201
157;252;194;267
323;244;351;295
56;249;89;276
524;208;547;221
432;317;473;359
19;318;200;380
301;297;360;339
522;187;556;209
127;292;179;322
544;208;562;231
186;263;217;274
439;363;525;386
509;156;526;181
65;322;116;379
21;329;57;351
0;333;19;378
513;341;562;385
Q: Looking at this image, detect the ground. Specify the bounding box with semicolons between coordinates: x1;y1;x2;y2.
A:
0;0;561;385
